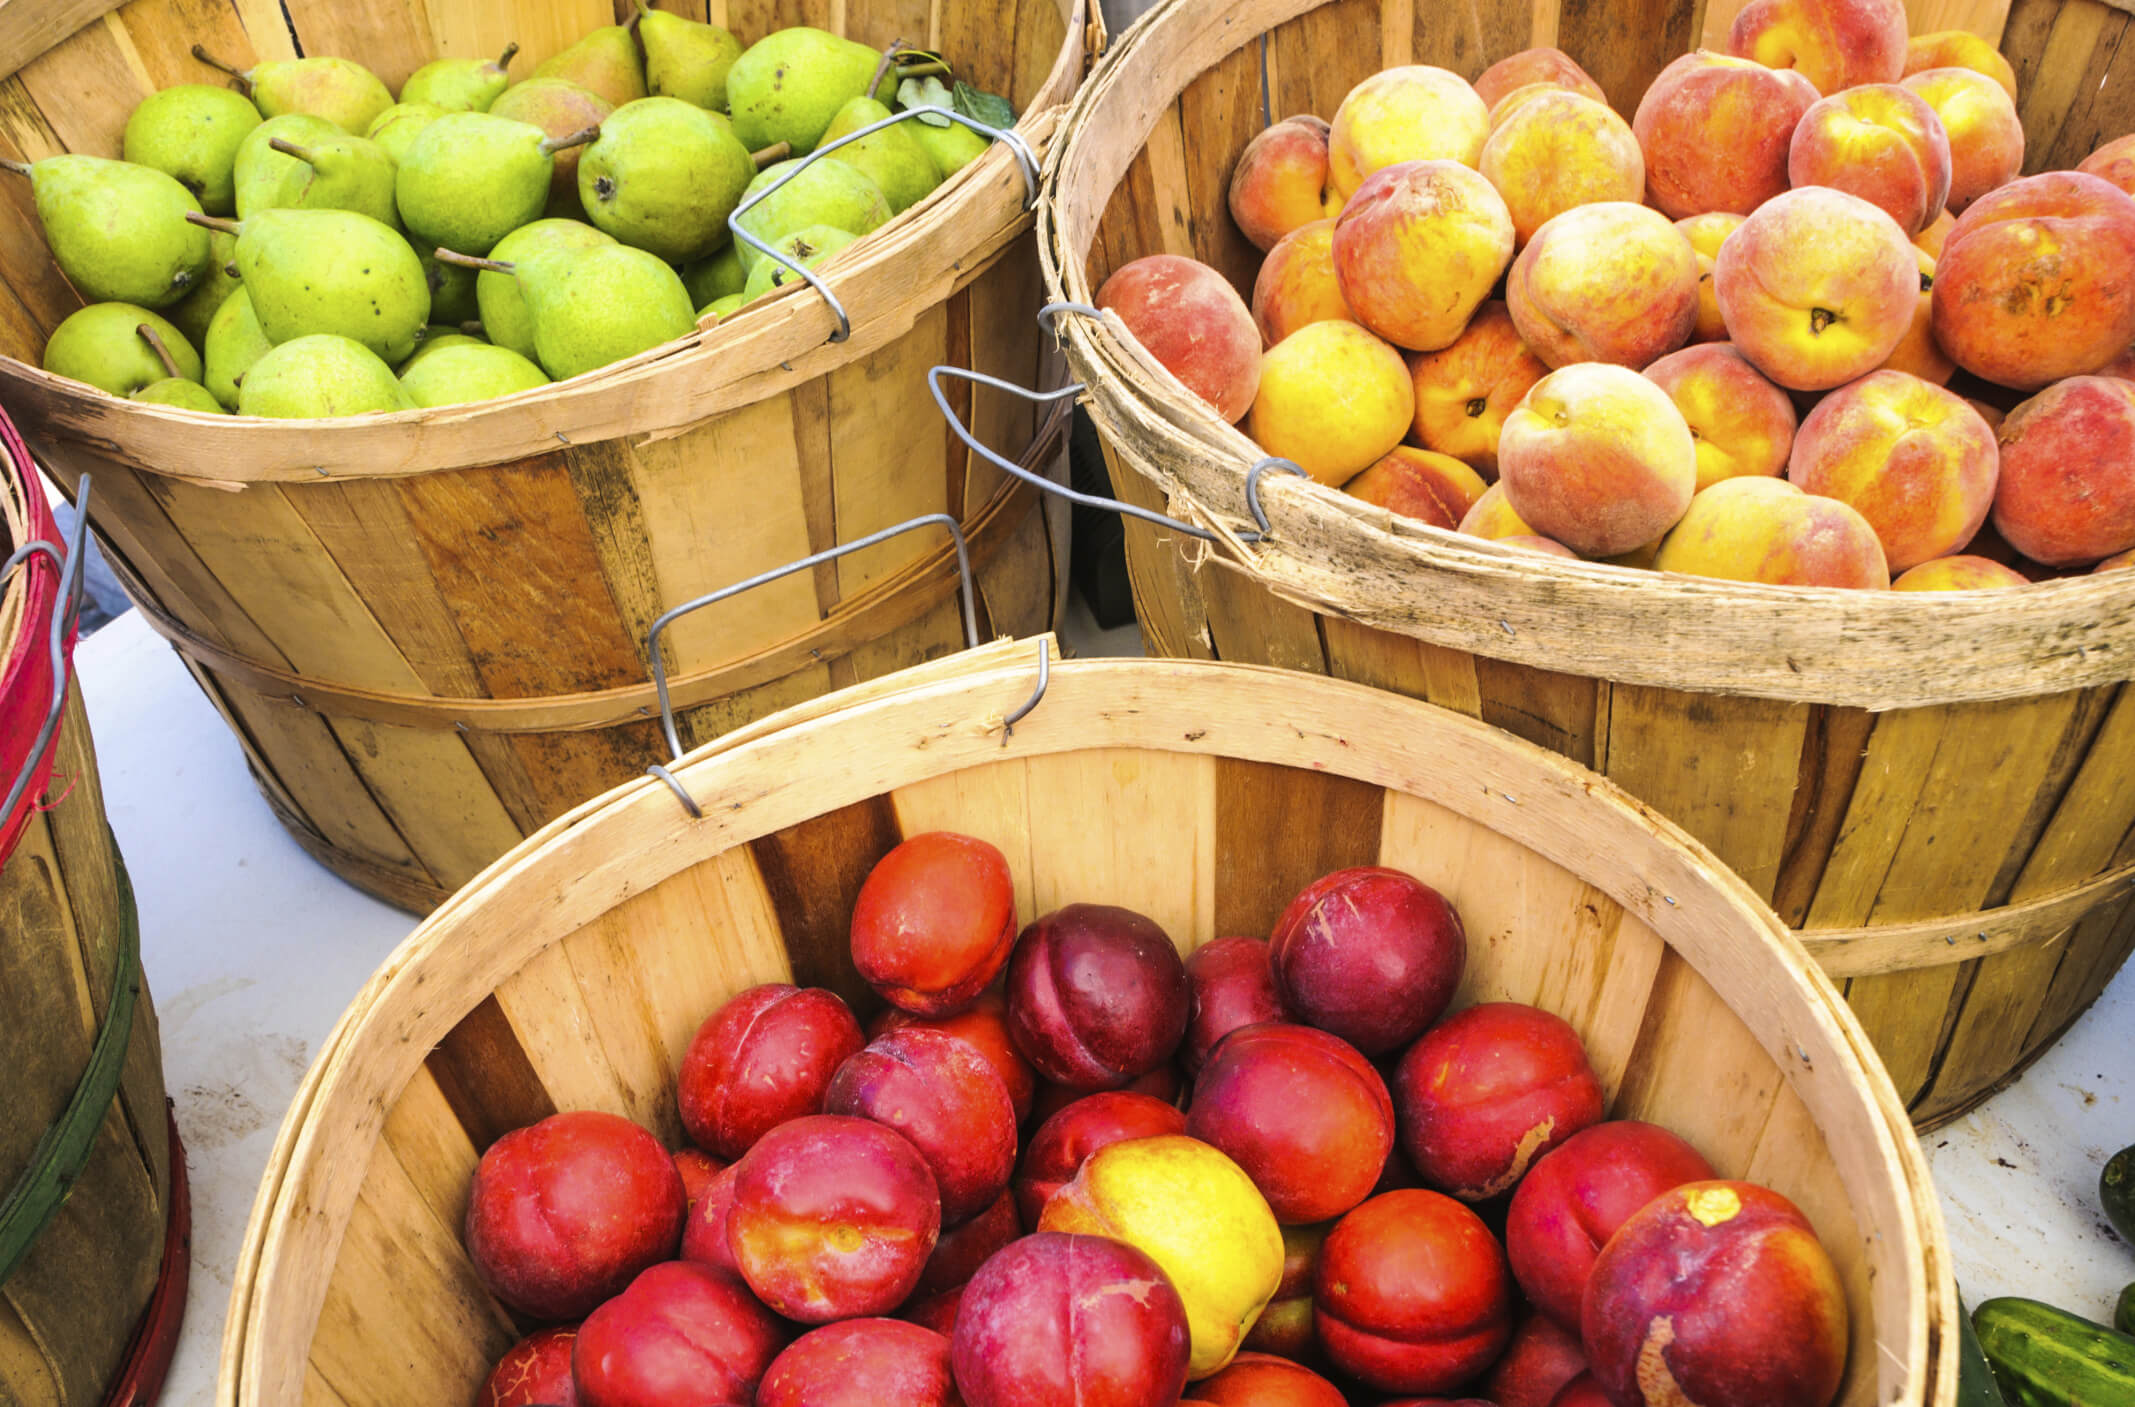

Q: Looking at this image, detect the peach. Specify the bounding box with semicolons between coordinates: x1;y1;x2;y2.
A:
915;1189;1020;1296
1788;85;1952;236
1715;186;1918;391
1653;477;1892;587
851;831;1018;1018
1474;48;1606;109
1230;116;1338;252
1243;1221;1328;1360
1182;936;1284;1076
1502;535;1580;557
2080;134;2135;197
1315;1190;1514;1394
1014;1091;1189;1226
1507;203;1698;369
673;1148;723;1216
1931;171;2135;390
1583;1183;1848;1407
1249;320;1416;484
1006;903;1190;1091
1992;375;2135;565
1029;1064;1181;1128
1479;91;1645;246
1643;343;1797;490
1328;67;1490;200
1552;1374;1614;1407
758;1320;957;1407
1407;302;1547;475
1096;254;1262;422
1192;1352;1348;1406
1488;82;1569;129
1458;482;1536;539
1902;68;2024;213
824;1027;1018;1225
875;990;1037;1126
1484;1314;1589;1407
1332;160;1515;351
1633;53;1819;219
2097;547;2135;572
1892;554;2031;589
679;1163;742;1274
572;1262;787;1407
1903;31;2019;100
482;1327;578;1407
952;1233;1191;1407
1678;213;1745;345
1499;363;1698;556
1787;369;1998;571
1914;207;1955;258
1727;0;1907;93
1269;867;1467;1056
1344;448;1488;528
1252;219;1354;345
1879;245;1954;384
2101;343;2135;382
678;984;865;1161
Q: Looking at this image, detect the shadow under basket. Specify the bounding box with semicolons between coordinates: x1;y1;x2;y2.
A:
221;640;1955;1407
1036;0;2135;1130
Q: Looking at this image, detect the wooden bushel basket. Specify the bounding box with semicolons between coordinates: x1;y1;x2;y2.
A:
0;0;1097;915
217;639;1954;1407
1038;0;2135;1129
2;433;186;1406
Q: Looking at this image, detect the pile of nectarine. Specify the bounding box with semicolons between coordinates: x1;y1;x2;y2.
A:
1094;0;2135;589
460;832;1849;1407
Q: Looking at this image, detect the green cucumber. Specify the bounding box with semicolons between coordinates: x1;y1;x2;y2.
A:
1973;1297;2135;1407
2116;1284;2134;1338
1958;1296;2011;1407
2103;1144;2135;1243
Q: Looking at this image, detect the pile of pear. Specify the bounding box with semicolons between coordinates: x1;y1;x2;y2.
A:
12;9;995;420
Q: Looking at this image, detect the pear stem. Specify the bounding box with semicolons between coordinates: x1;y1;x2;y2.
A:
867;40;904;103
266;136;316;164
540;125;601;156
895;60;950;81
750;142;790;169
185;211;242;235
190;46;253;92
0;158;30;177
136;325;183;380
495;41;520;72
434;248;513;273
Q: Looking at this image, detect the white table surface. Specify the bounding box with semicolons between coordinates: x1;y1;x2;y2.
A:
63;602;2132;1406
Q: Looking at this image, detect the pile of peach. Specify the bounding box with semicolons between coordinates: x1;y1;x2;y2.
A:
459;832;1849;1407
1096;0;2135;589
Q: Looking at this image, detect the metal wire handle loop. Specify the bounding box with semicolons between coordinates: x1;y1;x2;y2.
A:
1002;634;1049;738
2;477;92;826
726;106;1040;346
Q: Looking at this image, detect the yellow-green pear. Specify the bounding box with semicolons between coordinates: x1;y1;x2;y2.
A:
910;119;990;178
732;156;888;276
399;43;518;112
726;27;880;155
400;342;548;407
399;111;598;255
132;378;227;411
638;4;741;110
578;98;753;262
397;327;486;372
264;130;400;228
441;242;693;381
122;84;262;215
192;207;430;362
489;79;615;220
192;47;393;135
820;95;940;213
701;291;746;321
232;113;340;216
42;303;200;396
366;102;445;165
472;218;615;360
203;287;271;409
531;24;647;110
682;244;744;307
1;155;211;309
418;249;481;324
741;224;857;300
163;229;241;349
238;334;412;417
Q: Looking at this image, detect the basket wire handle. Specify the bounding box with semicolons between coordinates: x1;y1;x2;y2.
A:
728;106;1040;346
643;512;981;818
2;476;93;826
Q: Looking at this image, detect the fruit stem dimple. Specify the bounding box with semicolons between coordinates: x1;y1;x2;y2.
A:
750;142;791;169
184;211;242;235
190;46;252;90
434;248;513;273
267;136;316;165
1809;307;1837;334
1464;396;1487;417
136;324;182;380
540;125;601;156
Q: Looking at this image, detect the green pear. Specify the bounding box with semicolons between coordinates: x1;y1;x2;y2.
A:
741;224;857;300
418;249;482;324
488;79;614;220
638;5;741;111
733;156;888;276
194;208;430;362
203;287;272;408
397;327;486;371
163;229;241;349
132;378;227;412
531;24;648;110
443;242;694;381
472;218;615;360
399;43;518;112
682;244;744;307
0;155;211;309
192;48;393;135
264;131;400;228
400;342;548;407
238;333;411;417
232;113;341;216
577;98;753;263
399;111;598;256
42;303;200;396
727;27;881;155
910;118;989;179
122;84;262;216
366;102;445;165
701;291;746;321
820;95;940;214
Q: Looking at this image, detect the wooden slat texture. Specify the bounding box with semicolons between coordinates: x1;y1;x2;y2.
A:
379;1066;479;1247
1267;0;1381;122
1020;748;1219;948
2006;0;2135;173
1406;0;1535;76
889;758;1039;925
749;794;904;1015
1612;948;1787;1174
1201;560;1331;674
1212;759;1385;937
828;305;953;598
1475;657;1603;770
423;996;557;1153
1175;43;1265;298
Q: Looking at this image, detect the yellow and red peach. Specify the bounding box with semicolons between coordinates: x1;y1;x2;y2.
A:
1328;67;1490;200
1727;0;1908;94
1903;30;2019;100
1480;91;1645;246
1902;67;2024;213
2080;134;2135;197
1878;245;1954;384
1230;116;1338;252
1498;363;1698;556
1678;212;1746;344
1892;555;2031;589
1473;48;1606;109
1250;320;1416;484
1931;171;2135;390
1992;375;2135;566
1459;482;1536;539
1507;203;1699;368
1633;53;1819;219
1408;302;1547;475
1914;207;1956;258
1787;84;1952;236
2097;548;2135;572
1013;1091;1189;1227
1344;447;1488;528
1653;477;1892;587
1502;535;1580;558
1332;160;1515;352
1715;186;1919;390
1097;254;1263;422
1787;369;1999;571
1252;219;1354;346
1643;342;1798;490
